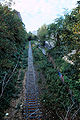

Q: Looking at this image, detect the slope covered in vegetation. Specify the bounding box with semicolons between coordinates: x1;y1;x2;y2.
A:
0;4;28;118
35;1;80;119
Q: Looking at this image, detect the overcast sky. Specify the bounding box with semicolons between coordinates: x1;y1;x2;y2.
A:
2;0;78;32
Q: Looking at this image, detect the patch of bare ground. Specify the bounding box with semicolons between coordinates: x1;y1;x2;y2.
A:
4;69;26;120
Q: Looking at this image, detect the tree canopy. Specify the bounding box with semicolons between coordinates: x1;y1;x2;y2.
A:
37;24;48;46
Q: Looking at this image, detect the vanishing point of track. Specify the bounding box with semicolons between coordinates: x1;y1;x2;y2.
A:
24;41;42;120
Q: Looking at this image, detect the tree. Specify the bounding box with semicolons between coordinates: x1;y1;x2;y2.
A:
1;0;15;7
0;4;27;118
37;24;48;46
36;2;80;119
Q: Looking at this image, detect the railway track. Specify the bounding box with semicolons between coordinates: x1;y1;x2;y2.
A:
24;41;42;120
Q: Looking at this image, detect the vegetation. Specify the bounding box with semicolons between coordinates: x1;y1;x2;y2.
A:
34;1;80;119
0;0;80;120
37;24;48;46
32;43;80;120
27;31;38;41
0;3;28;119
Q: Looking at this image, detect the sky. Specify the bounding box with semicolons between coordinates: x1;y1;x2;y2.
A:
2;0;78;32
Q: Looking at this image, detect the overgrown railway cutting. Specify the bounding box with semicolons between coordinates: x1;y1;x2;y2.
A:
24;41;42;120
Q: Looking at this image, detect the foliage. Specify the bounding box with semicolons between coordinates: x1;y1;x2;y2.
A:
0;4;28;118
35;2;80;118
37;0;80;105
33;44;80;119
21;42;28;69
27;31;38;41
37;24;48;46
0;0;15;7
46;2;80;106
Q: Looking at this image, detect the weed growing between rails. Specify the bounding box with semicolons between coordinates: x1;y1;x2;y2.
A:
32;43;80;120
